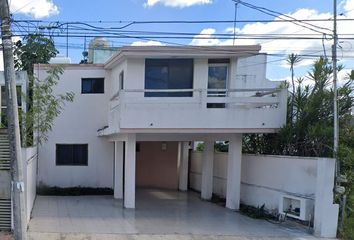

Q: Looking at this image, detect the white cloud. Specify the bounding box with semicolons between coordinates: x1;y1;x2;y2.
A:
190;28;222;45
144;0;211;8
131;40;165;46
190;0;354;70
10;0;59;19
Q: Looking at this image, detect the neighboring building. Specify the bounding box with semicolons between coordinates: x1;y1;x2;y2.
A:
35;45;287;210
0;71;28;230
0;71;28;126
87;37;118;64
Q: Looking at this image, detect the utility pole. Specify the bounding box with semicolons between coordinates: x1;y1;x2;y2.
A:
0;0;27;239
332;0;339;172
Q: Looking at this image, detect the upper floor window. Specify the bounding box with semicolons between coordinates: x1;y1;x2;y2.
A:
207;59;230;108
207;59;230;96
145;59;193;97
82;78;104;94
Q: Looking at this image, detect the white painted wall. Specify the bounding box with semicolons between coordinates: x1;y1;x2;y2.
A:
22;147;37;223
35;65;114;188
190;152;317;211
108;55;287;133
189;152;338;238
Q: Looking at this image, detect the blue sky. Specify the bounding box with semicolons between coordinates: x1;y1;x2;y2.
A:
8;0;354;82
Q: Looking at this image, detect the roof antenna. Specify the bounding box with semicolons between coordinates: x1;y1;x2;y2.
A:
233;2;239;46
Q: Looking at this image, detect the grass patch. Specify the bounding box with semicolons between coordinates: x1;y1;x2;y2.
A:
339;193;354;240
37;186;113;196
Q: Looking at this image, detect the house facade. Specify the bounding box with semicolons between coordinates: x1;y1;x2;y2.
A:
35;45;287;210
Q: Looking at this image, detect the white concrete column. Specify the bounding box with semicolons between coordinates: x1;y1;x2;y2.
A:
114;141;124;199
201;141;214;200
178;142;189;191
124;134;136;209
314;158;339;238
226;134;242;210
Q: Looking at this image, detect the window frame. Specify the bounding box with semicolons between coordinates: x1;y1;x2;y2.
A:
56;144;88;166
119;71;124;90
207;63;230;95
144;59;194;97
81;78;105;94
207;62;230;109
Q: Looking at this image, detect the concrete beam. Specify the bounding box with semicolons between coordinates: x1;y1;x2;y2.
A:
201;141;214;200
114;141;124;199
124;134;136;208
226;134;242;210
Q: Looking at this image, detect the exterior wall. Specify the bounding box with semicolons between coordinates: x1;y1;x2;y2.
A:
22;147;37;223
190;152;338;237
235;54;276;89
106;55;286;134
136;142;178;189
36;66;114;188
190;152;317;211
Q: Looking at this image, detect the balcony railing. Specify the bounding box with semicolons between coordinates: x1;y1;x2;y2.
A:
106;87;287;134
111;88;282;105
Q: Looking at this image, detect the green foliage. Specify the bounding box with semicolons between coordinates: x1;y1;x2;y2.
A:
239;204;272;219
243;56;354;238
37;186;113;196
196;142;204;151
12;33;74;146
244;57;354;157
195;142;229;152
22;66;74;146
14;33;58;75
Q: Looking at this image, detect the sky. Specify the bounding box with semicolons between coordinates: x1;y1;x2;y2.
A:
7;0;354;82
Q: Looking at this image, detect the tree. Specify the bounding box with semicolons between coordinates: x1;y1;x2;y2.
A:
286;53;301;122
244;57;353;157
22;66;74;146
243;57;354;239
13;33;74;146
14;33;58;75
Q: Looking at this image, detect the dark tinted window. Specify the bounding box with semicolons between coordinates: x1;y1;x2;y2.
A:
56;144;88;166
145;59;193;97
81;78;104;94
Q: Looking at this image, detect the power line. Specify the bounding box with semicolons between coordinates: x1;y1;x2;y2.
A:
232;0;333;35
12;18;354;24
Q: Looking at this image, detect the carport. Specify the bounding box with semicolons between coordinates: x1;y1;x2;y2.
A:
28;189;314;239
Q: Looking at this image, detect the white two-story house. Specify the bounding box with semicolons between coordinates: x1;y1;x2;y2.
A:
35;45;287;210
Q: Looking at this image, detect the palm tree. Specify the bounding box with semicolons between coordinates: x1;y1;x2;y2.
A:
287;53;302;122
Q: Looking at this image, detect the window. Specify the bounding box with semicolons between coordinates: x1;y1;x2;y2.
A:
56;144;88;166
145;59;193;97
1;85;22;127
81;78;104;94
119;71;124;90
207;59;230;108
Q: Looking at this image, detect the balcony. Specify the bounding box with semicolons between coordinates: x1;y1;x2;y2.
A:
102;87;287;135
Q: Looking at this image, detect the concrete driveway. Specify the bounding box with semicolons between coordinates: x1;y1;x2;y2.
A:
27;189;323;240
